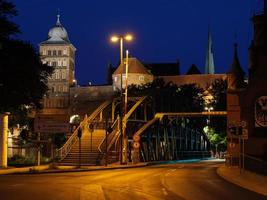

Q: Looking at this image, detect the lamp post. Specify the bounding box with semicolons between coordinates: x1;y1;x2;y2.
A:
205;106;214;126
110;34;133;164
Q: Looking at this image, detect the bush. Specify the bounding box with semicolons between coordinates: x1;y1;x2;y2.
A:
8;155;52;167
8;155;35;167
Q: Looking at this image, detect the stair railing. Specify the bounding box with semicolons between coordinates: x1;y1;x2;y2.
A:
98;116;120;153
56;100;112;161
55;117;87;160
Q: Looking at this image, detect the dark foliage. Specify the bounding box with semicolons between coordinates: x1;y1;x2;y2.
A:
0;0;53;126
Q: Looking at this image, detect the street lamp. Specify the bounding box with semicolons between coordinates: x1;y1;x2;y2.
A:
110;34;133;164
205;106;214;125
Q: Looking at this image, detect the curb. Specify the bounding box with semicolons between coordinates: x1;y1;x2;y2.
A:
217;166;267;197
0;163;149;175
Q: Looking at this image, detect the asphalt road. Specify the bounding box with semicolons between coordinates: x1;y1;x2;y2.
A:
0;161;266;200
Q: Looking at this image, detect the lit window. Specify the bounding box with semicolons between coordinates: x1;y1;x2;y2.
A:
63;86;68;92
55;71;60;79
139;76;144;81
63;60;67;66
62;71;66;79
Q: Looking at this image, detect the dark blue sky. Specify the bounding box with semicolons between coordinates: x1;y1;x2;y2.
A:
11;0;260;85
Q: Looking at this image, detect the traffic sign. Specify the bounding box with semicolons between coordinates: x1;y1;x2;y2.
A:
133;134;140;142
132;142;140;149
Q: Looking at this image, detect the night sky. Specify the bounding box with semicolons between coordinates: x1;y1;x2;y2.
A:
11;0;260;85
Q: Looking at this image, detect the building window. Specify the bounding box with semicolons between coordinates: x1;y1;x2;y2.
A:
114;76;118;82
139;75;144;81
58;60;62;66
55;71;60;79
63;49;67;55
63;86;68;92
58;85;62;92
53;50;57;56
58;50;62;56
42;50;46;55
62;71;66;79
48;50;51;56
63;60;67;66
52;61;57;67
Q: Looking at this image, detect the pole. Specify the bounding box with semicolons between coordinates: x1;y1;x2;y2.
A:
0;112;9;168
242;138;245;171
119;37;124;165
241;137;243;174
91;131;92;152
37;132;41;166
79;137;81;168
105;119;108;166
122;50;129;164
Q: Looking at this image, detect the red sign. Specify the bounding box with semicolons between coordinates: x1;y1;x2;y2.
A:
34;121;70;133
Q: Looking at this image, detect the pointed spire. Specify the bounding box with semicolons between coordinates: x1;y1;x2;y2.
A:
56;14;61;26
228;43;245;90
264;0;267;14
229;43;245;75
205;28;215;74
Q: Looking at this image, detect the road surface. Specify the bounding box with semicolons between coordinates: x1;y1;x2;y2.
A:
0;161;266;200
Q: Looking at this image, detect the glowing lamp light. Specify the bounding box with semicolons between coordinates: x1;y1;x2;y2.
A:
111;36;119;43
124;34;133;41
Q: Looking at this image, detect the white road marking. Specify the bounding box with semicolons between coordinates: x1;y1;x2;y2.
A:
10;184;24;187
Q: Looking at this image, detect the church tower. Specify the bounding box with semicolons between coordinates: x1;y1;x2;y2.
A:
39;15;76;111
205;29;215;74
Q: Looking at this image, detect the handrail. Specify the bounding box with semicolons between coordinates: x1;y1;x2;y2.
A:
56;100;112;161
98;117;119;153
98;96;148;154
55;117;86;160
135;117;159;137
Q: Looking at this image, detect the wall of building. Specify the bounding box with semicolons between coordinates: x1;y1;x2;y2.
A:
160;74;227;88
112;73;154;90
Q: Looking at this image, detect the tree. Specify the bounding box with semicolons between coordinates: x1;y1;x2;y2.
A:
0;0;53;127
0;0;20;40
205;79;228;152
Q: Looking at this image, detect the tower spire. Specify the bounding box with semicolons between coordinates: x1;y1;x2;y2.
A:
264;0;267;14
205;27;215;74
56;9;61;25
228;42;245;90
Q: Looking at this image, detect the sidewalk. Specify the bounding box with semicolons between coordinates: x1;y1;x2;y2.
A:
0;162;148;175
217;165;267;196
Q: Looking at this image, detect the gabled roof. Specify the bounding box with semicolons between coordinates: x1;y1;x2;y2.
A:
113;57;152;75
186;64;202;75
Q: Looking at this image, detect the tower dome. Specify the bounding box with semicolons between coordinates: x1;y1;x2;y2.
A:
43;15;70;44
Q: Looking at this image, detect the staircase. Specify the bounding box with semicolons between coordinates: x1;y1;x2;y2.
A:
58;128;105;166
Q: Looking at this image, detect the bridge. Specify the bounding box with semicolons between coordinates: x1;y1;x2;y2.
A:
56;96;227;166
